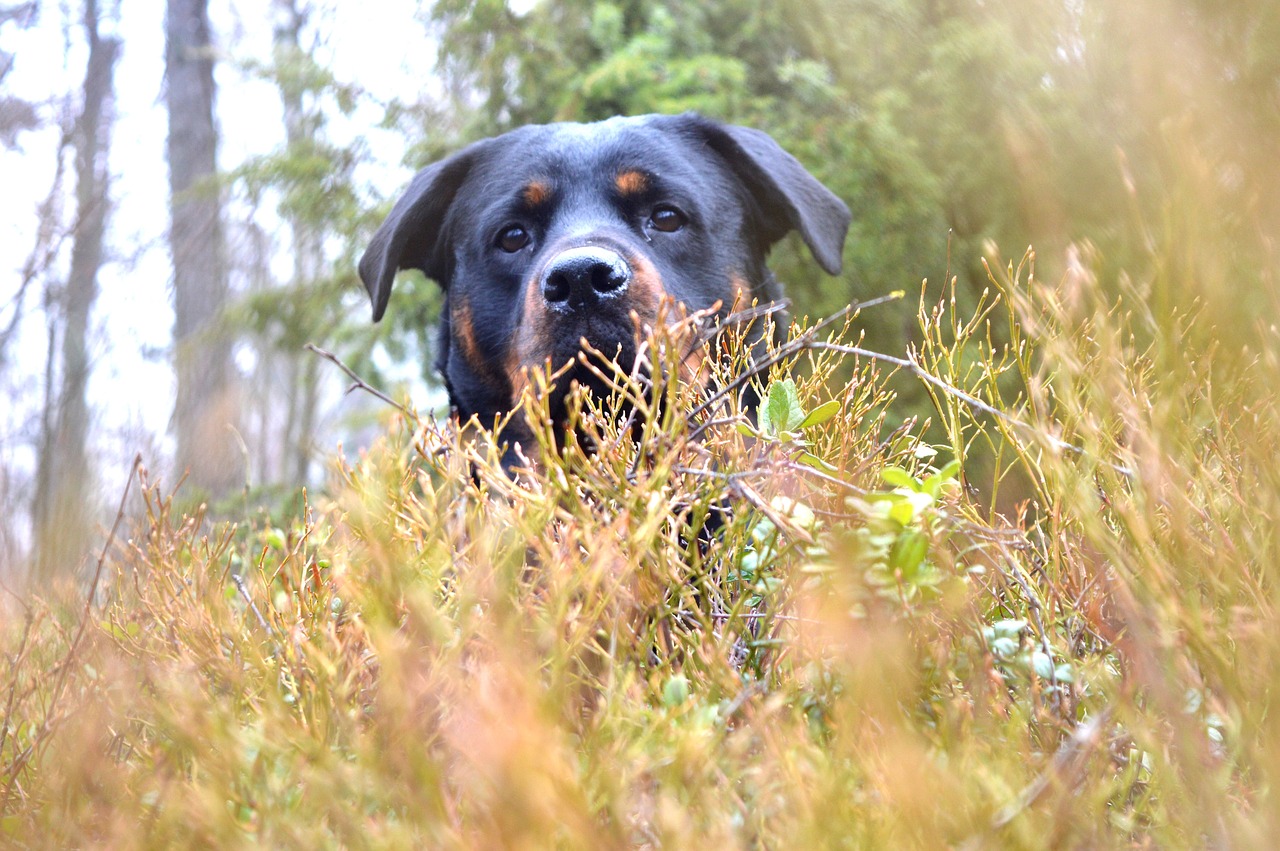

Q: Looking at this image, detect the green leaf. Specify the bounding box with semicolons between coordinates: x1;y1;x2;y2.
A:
881;466;920;491
758;397;775;436
663;675;691;707
922;459;963;497
991;636;1019;659
764;379;805;435
888;498;917;526
798;399;841;429
889;530;929;577
992;619;1027;639
798;450;839;470
797;451;838;472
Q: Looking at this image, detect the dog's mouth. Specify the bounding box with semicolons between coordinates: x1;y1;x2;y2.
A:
506;302;647;407
525;311;642;411
550;311;638;364
508;236;667;414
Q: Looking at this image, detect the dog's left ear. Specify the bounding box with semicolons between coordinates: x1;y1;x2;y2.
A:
358;139;492;321
680;115;851;276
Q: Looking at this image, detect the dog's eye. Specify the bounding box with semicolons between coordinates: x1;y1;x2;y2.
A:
648;205;687;233
496;226;531;253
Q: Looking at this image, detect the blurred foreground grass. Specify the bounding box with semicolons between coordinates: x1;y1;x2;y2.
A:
3;252;1279;847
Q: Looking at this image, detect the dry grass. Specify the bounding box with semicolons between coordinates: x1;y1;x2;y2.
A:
3;258;1278;848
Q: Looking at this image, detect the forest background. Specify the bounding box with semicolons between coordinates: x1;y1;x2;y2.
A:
1;0;1276;580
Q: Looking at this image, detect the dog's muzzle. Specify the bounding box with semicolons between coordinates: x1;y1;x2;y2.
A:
540;246;632;312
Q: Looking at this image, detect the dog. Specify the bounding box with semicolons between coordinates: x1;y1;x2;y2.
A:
358;113;850;464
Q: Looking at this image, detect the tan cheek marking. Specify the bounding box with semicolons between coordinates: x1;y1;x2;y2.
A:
729;273;752;311
675;273;752;387
452;297;484;372
506;347;530;403
507;276;558;404
523;180;551;207
679;342;711;386
622;252;668;328
615;169;648;197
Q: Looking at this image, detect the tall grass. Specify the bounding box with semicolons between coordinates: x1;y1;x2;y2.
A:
3;256;1278;847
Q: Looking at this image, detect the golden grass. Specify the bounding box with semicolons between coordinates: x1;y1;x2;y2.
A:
3;262;1278;847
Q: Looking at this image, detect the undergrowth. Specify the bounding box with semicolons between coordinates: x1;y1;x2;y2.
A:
3;252;1278;847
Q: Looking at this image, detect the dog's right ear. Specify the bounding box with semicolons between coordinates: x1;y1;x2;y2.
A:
358;140;490;321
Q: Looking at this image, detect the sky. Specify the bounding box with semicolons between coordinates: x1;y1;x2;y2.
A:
0;0;438;511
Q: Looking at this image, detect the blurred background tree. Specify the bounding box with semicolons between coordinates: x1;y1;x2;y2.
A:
31;0;119;579
167;0;241;500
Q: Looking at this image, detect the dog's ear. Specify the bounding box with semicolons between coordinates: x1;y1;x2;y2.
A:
679;115;850;276
358;140;490;321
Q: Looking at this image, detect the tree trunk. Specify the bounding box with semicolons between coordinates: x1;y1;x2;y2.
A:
273;0;324;486
166;0;239;499
31;1;119;578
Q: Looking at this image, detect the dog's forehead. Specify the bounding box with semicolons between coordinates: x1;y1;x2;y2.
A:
473;117;703;187
543;114;645;143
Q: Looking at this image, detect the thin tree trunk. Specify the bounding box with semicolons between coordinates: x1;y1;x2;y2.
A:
166;0;239;498
31;1;119;579
273;0;324;485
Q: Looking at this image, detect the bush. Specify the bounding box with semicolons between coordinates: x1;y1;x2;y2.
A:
3;255;1277;846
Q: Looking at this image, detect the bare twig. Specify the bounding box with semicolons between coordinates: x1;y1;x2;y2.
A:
2;454;142;808
56;453;142;701
0;606;36;769
231;570;274;637
809;341;1135;478
989;705;1113;830
305;342;416;420
685;296;899;441
0;126;73;366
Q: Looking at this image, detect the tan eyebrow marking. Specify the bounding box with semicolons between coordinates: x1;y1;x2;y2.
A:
522;180;552;206
615;169;649;196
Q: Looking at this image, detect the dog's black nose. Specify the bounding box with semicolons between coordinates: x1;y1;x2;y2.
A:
541;246;631;310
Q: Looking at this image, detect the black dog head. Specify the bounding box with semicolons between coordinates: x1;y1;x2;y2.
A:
358;112;850;443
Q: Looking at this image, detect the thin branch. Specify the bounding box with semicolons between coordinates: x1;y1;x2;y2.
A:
304;342;416;420
0;127;74;366
3;454;142;808
989;705;1113;831
684;295;899;440
57;453;141;701
809;341;1135;478
231;570;274;637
